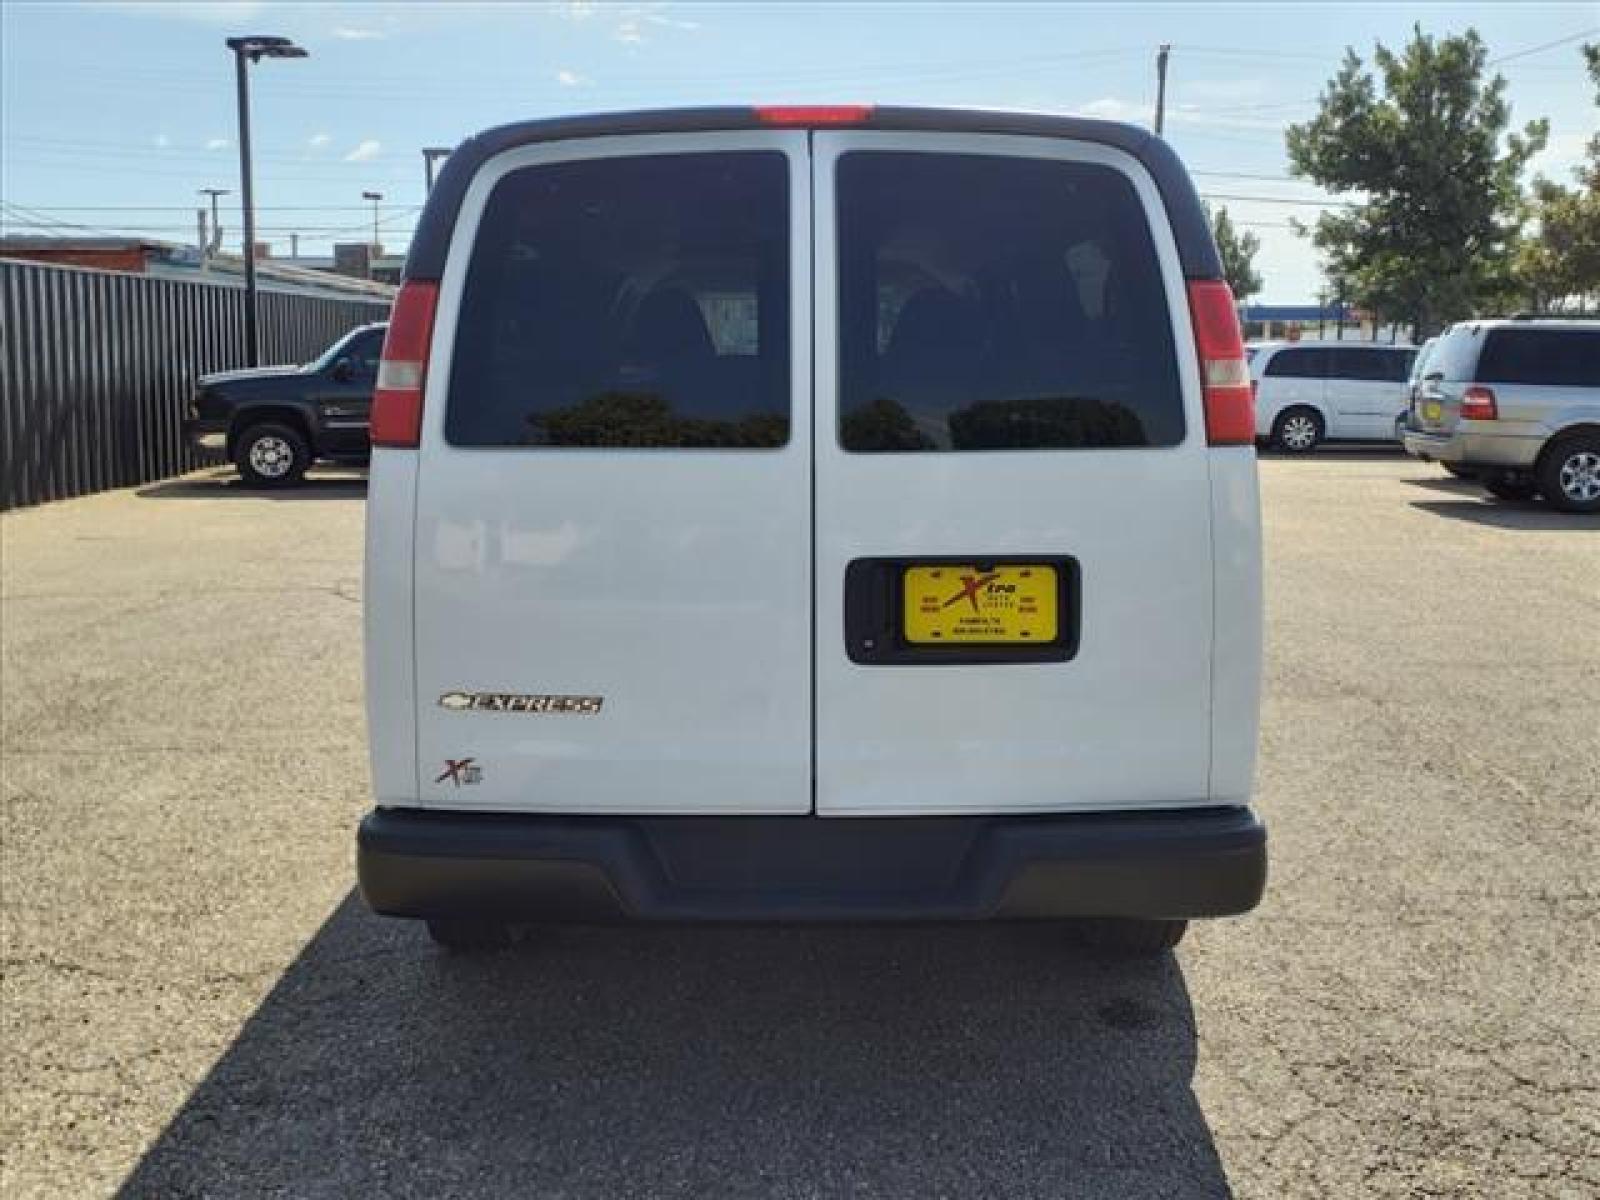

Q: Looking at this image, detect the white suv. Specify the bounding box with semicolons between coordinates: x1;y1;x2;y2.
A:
358;106;1267;953
1249;340;1417;452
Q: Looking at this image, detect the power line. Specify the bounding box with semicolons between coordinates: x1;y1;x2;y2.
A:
1199;191;1358;208
1488;28;1598;66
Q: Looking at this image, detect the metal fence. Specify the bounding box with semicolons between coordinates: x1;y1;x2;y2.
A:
1;259;390;511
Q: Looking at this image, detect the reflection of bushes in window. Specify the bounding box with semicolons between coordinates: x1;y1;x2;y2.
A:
946;396;1146;450
841;397;935;452
527;392;788;448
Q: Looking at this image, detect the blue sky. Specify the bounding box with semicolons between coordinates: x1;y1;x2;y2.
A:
3;1;1596;301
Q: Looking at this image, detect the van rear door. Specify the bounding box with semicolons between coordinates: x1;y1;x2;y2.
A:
812;133;1215;814
410;133;812;813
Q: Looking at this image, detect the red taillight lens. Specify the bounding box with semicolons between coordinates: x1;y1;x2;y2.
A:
1460;385;1497;421
754;104;873;127
371;280;439;448
1186;279;1255;446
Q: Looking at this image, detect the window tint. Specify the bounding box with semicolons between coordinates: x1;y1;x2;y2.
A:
1428;324;1486;382
1264;347;1330;378
1409;338;1439;382
1478;329;1600;387
446;152;790;448
836;153;1184;452
1330;348;1411;382
349;330;385;376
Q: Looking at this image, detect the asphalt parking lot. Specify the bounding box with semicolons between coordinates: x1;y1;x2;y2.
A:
2;452;1597;1199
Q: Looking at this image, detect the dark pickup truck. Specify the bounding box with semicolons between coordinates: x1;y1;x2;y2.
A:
184;323;387;487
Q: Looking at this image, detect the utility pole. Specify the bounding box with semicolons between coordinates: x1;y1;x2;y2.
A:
362;190;383;251
289;232;299;261
225;35;307;367
1154;44;1171;135
198;187;228;259
423;146;452;192
197;209;209;270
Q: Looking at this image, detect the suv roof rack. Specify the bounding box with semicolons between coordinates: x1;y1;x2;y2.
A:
1509;312;1600;321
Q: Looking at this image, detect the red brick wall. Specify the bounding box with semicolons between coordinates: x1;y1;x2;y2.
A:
0;247;148;273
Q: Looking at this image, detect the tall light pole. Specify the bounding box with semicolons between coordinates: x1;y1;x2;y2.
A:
226;34;307;367
423;146;452;192
197;187;228;259
362;190;383;252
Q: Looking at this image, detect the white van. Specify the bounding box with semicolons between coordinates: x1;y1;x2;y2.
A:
1249;340;1417;451
358;107;1267;953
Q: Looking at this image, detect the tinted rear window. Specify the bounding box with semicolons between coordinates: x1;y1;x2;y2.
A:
1329;347;1412;382
445;152;790;448
836;153;1184;452
1264;347;1330;378
1477;329;1600;388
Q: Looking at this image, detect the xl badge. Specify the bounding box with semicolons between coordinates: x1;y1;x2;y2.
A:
438;691;604;715
434;758;482;787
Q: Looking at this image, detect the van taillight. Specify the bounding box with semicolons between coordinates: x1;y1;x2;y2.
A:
1460;386;1498;421
1186;279;1254;446
754;105;873;126
371;280;440;448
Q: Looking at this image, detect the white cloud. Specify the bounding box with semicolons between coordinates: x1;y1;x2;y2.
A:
343;139;382;163
1076;96;1153;125
644;10;699;31
205;137;231;151
307;132;333;150
153;133;171;148
332;26;384;41
614;17;643;44
555;69;590;86
553;1;598;20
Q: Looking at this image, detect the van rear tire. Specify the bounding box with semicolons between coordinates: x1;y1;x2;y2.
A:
1076;918;1188;954
426;918;513;953
1270;407;1324;453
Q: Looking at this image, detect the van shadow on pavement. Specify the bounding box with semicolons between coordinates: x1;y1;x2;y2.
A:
135;470;368;501
118;894;1228;1199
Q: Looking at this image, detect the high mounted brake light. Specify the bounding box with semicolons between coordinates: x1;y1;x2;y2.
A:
371;281;439;448
1186;279;1255;446
754;105;873;127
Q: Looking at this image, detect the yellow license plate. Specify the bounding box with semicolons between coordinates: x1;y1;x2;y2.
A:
1423;401;1442;421
903;564;1058;645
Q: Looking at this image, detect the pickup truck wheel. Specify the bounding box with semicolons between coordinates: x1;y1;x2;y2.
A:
426;918;512;953
1536;434;1600;514
1483;477;1539;503
1077;918;1188;954
234;422;310;488
1271;407;1323;453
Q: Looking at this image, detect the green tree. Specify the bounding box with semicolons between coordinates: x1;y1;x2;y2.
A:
1207;205;1263;301
1515;44;1599;310
1286;26;1547;338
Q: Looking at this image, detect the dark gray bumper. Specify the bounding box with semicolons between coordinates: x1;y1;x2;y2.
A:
357;806;1267;923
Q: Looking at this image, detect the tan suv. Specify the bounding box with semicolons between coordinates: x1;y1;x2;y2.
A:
1403;318;1600;513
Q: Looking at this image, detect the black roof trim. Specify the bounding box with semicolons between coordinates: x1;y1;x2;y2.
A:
405;106;1223;282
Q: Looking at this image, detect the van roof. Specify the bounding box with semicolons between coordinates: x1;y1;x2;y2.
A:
405;105;1223;283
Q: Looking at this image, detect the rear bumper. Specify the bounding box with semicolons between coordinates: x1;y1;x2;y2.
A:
1402;427;1542;469
357;806;1267;922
